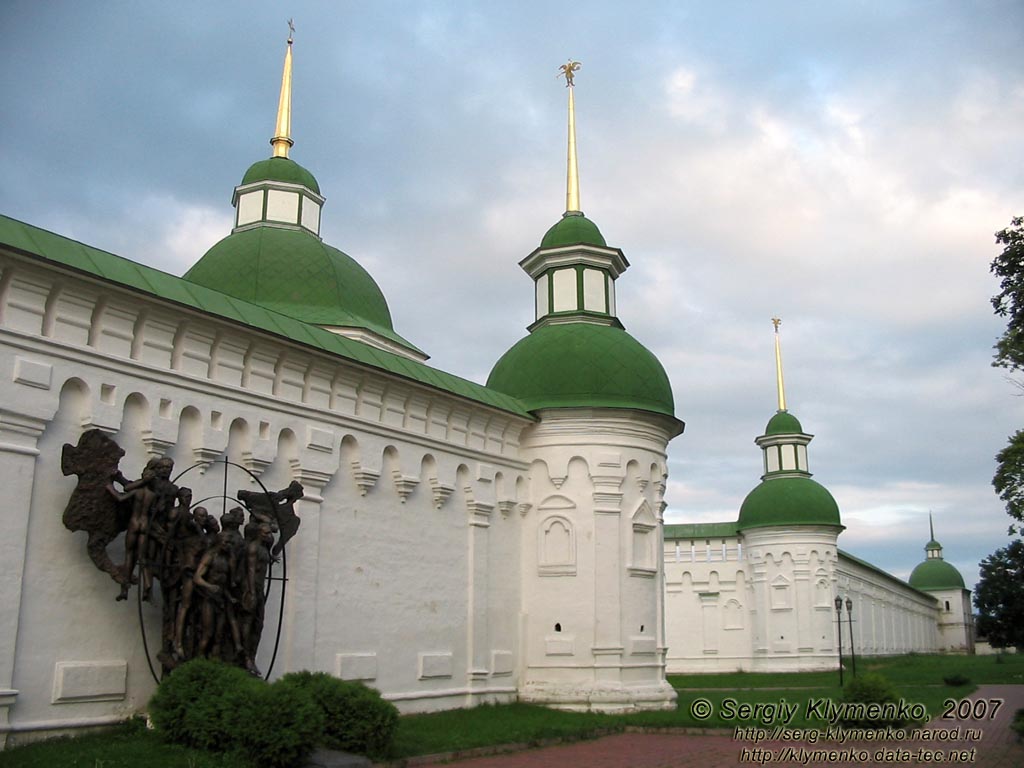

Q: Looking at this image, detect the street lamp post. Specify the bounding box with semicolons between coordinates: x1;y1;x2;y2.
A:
834;595;845;687
845;597;856;678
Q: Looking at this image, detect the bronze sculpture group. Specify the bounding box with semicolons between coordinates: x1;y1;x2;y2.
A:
61;429;302;677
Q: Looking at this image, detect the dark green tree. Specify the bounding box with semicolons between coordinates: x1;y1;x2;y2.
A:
974;540;1024;650
990;216;1024;530
991;216;1024;372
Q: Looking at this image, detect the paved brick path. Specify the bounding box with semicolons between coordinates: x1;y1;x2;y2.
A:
431;685;1024;768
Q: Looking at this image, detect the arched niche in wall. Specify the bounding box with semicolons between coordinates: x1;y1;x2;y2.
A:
723;598;744;630
537;495;576;576
770;573;792;610
628;499;657;577
814;569;831;608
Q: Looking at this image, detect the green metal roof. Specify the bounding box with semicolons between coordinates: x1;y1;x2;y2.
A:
487;322;677;419
765;410;803;435
908;558;966;591
540;214;607;249
241;156;320;194
183;227;422;353
0;215;530;419
664;522;739;540
737;476;843;531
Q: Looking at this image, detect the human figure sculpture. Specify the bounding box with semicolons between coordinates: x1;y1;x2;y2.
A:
192;532;242;661
61;432;300;677
240;520;275;675
115;456;178;601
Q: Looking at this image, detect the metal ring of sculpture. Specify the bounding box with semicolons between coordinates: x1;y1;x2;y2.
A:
132;458;291;684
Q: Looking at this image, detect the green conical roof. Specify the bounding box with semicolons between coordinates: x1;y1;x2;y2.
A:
487;322;675;418
184;226;414;349
737;476;842;531
540;214;606;249
765;410;803;435
908;559;965;590
241;156;320;195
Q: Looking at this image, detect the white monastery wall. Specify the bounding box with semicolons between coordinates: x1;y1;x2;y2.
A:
664;532;950;675
0;251;536;739
835;554;941;657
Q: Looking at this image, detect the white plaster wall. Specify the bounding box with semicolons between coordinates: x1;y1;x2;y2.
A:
836;555;941;657
0;251;533;740
516;409;679;712
664;537;752;672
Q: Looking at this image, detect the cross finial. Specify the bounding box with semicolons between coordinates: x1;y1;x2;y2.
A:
287;18;295;45
772;317;781;333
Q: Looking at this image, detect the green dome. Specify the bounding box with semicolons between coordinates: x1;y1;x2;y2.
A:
487;323;675;417
738;477;842;531
540;214;606;249
241;157;320;195
184;226;396;335
766;410;803;435
909;559;965;590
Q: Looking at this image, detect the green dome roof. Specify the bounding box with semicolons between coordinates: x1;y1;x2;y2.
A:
765;410;803;435
241;157;320;195
738;477;842;531
909;559;965;590
184;226;398;337
487;322;675;417
540;214;606;249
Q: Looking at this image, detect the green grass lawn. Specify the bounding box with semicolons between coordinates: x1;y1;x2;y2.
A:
0;720;249;768
1;653;1020;766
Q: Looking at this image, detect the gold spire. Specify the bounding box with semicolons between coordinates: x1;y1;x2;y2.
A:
772;317;787;411
270;19;295;158
559;59;582;213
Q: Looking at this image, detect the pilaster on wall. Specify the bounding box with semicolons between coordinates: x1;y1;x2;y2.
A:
592;466;624;672
0;410;50;744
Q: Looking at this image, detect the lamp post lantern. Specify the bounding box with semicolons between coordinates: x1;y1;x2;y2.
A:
845;597;856;677
834;595;845;687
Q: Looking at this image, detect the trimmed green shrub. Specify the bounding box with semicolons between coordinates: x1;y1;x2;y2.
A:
278;671;399;757
943;673;971;687
148;658;256;749
224;678;324;768
841;672;908;728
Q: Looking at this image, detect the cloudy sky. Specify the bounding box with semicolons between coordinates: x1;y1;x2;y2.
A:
4;1;1022;593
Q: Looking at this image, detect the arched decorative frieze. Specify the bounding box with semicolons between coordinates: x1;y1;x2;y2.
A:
166;405;200;472
226;417;253;472
115;392;151;460
341;434;378;496
382;445;419;504
53;377;90;439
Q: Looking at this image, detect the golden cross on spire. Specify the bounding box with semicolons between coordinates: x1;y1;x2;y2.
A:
560;59;582;213
772;317;787;412
271;21;295;158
